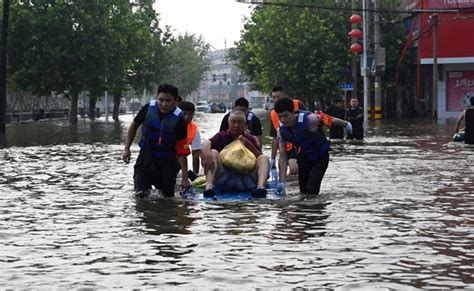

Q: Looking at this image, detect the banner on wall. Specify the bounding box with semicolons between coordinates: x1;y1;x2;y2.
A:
419;1;474;61
446;71;474;111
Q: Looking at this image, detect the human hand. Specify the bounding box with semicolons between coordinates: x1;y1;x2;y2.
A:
344;122;353;134
238;135;251;146
277;182;286;193
181;177;191;191
122;149;131;164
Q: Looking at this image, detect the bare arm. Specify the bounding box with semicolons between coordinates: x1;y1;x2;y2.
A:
122;121;140;163
454;110;466;133
330;116;349;128
177;155;190;190
256;135;263;150
271;137;279;160
192;150;201;174
308;113;348;132
201;140;214;173
278;133;288;183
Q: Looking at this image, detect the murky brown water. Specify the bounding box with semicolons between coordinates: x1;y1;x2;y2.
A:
0;111;473;289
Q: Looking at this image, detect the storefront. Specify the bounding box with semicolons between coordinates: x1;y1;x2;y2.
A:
418;0;474;119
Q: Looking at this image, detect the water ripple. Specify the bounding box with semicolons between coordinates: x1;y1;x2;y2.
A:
1;116;473;289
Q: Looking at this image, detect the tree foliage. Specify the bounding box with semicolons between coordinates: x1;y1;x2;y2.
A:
236;2;351;106
6;0;205;123
161;33;209;98
236;0;416;110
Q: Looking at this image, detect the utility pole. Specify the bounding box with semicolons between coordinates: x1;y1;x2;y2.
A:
351;0;358;99
0;0;10;133
373;0;382;120
362;0;370;123
430;14;438;119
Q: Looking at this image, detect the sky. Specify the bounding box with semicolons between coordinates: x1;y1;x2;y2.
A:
154;0;254;50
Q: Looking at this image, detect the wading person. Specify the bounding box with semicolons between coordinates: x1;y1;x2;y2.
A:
324;98;345;139
122;84;190;198
274;97;352;195
220;97;263;147
269;86;307;176
454;95;474;142
201;111;269;198
178;101;203;175
345;97;364;140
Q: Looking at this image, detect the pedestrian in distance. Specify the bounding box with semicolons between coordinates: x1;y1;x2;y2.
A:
201;111;269;198
345;97;364;140
219;97;263;148
122;84;190;198
178;101;204;175
274;97;352;195
324;98;346;139
269;86;307;176
453;94;474;144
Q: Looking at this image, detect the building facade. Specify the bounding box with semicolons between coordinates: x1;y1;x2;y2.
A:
417;0;474;118
198;48;265;109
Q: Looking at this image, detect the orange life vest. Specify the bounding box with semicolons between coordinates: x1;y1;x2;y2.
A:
186;121;198;146
317;111;332;128
271;99;300;152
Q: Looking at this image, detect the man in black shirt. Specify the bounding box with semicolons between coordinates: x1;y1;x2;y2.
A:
345;97;364;140
122;84;190;197
220;97;263;148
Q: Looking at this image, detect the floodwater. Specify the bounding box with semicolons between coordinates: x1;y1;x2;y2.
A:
0;111;473;289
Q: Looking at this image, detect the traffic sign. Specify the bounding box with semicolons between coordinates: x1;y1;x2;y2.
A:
339;82;353;91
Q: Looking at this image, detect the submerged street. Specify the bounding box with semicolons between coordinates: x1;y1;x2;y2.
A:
0;112;473;289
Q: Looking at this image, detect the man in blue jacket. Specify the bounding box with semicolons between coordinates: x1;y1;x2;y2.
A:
122;84;190;197
274;97;351;195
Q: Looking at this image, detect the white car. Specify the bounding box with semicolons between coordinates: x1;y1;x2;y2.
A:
196;101;210;113
264;99;274;110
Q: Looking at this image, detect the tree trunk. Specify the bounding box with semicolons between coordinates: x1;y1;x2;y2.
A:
113;93;121;121
89;98;96;120
69;93;78;124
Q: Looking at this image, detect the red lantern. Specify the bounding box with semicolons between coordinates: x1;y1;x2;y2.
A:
350;14;362;25
350;43;362;54
348;28;363;39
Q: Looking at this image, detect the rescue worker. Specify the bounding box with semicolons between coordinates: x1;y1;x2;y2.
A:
201;111;269;198
220;97;263;147
274;97;352;195
269;86;307;176
178;101;203;175
122;84;190;198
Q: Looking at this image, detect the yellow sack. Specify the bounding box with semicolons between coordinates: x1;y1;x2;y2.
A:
192;175;207;189
219;140;257;174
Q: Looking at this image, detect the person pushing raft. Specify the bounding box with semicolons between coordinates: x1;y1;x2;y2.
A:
274;97;352;195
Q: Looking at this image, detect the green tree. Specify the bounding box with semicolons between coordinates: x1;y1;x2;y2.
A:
8;0;169;123
236;3;351;106
161;33;210;98
127;0;171;105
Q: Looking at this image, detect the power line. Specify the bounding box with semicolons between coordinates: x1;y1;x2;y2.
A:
236;0;474;15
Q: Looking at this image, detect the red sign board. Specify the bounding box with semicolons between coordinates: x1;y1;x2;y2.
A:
419;0;474;60
446;71;474;111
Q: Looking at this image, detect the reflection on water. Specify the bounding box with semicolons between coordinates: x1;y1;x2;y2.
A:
0;118;125;147
0;113;473;288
